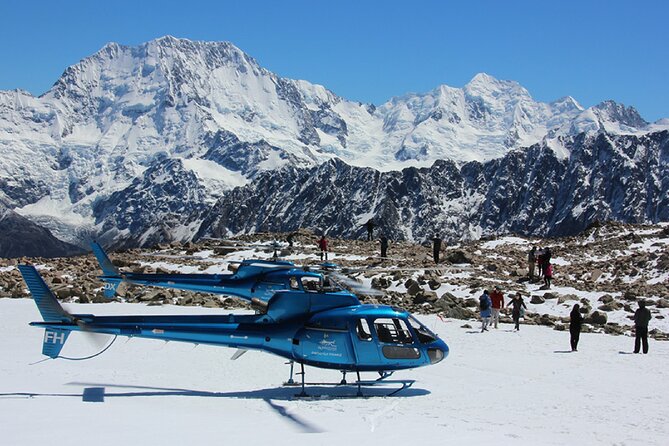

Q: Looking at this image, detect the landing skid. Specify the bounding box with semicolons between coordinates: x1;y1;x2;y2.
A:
283;362;414;397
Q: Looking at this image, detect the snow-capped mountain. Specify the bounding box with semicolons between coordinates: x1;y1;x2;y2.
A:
0;36;667;254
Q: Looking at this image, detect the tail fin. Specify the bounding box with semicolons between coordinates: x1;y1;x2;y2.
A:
18;265;73;358
18;265;71;323
102;278;123;298
91;241;119;277
41;328;71;358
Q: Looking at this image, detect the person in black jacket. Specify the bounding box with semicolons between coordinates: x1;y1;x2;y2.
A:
379;235;389;258
634;300;652;354
569;304;583;352
432;236;442;264
508;292;527;331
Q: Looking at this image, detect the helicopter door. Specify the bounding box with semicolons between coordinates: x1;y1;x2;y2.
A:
350;318;379;365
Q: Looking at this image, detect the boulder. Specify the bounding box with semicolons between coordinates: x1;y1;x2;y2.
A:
371;276;392;289
428;279;442;290
413;291;438;305
530;295;545;304
656;299;669;309
558;294;579;304
622;291;637;301
590;269;603;282
598;294;614;304
598;302;622;312
588;311;608;325
405;280;422;296
463;298;479;308
446;250;473;264
538;314;555;326
543;292;557;300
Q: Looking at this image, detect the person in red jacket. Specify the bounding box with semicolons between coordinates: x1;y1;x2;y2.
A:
317;235;329;261
489;285;505;329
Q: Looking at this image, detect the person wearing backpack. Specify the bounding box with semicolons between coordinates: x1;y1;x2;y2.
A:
479;290;492;332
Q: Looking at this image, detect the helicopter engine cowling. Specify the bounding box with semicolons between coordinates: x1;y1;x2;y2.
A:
265;291;360;323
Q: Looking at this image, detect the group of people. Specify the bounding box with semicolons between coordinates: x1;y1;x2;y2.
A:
478;287;653;353
528;246;553;289
479;286;527;332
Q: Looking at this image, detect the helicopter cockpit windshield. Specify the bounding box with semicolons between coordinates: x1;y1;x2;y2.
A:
408;315;439;344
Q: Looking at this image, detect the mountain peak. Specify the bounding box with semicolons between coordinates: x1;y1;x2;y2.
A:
593;100;647;128
464;72;529;99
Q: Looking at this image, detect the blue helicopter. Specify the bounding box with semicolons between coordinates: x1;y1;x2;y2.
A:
91;241;330;305
19;264;448;396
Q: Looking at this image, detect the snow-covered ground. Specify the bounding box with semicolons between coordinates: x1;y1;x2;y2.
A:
2;298;667;445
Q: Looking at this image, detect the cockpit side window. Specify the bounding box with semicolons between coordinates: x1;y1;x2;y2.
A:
408;315;438;344
301;276;321;292
374;318;413;344
355;318;372;341
289;277;300;290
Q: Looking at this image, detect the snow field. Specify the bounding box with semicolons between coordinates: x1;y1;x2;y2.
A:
1;298;667;445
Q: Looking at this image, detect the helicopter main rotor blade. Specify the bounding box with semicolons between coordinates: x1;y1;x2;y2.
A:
230;349;248;360
329;272;384;297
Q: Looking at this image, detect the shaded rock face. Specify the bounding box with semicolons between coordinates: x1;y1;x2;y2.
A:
0;208;85;258
198;131;669;242
92;158;209;248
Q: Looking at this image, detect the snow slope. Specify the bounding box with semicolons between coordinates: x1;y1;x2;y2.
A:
1;298;667;445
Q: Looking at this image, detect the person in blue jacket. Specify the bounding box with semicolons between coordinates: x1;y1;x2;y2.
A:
479;290;492;332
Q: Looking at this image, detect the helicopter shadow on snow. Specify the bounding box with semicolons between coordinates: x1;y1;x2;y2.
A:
0;380;429;403
0;382;428;433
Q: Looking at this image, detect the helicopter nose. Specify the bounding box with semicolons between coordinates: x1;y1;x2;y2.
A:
427;340;449;364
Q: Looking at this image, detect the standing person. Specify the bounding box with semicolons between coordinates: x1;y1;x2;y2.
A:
379;235;389;258
536;248;544;278
432;235;442;264
569;304;583;351
633;300;652;354
528;246;537;279
544;247;552;265
543;262;553;289
364;219;376;241
317;235;328;262
479;290;492;332
508;292;527;331
286;233;295;248
489;285;505;329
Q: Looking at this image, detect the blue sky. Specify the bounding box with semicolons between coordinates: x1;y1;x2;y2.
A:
1;0;667;120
